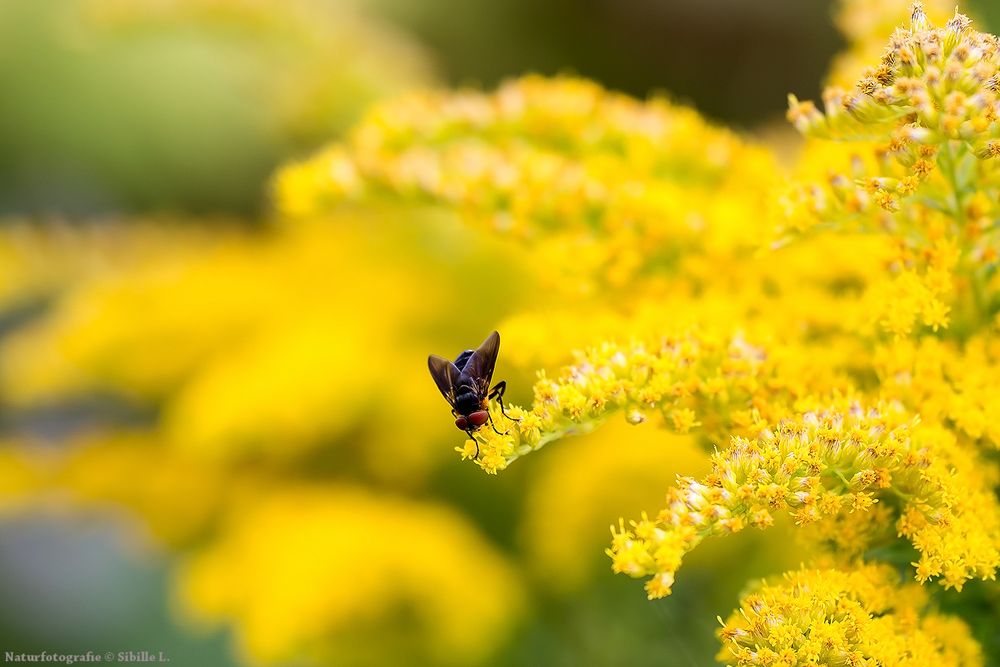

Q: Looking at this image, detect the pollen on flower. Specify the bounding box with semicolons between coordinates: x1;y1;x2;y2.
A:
456;440;479;461
451;329;841;473
782;3;1000;336
607;399;1000;597
669;408;700;433
273;74;782;296
716;564;982;666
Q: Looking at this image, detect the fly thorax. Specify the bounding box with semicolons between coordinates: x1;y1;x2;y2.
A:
454;385;481;413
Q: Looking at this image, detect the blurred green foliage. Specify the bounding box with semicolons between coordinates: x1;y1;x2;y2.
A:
0;0;432;216
2;0;998;218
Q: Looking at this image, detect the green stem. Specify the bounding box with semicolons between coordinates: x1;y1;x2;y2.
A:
938;140;991;330
886;485;915;502
829;468;852;490
938;140;967;224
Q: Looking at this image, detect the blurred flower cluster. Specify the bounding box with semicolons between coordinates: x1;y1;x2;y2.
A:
2;1;999;666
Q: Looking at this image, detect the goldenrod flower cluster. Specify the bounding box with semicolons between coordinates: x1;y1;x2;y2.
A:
717;564;982;666
276;75;780;295
460;329;848;475
269;16;1000;647
874;334;1000;449
786;3;1000;337
607;400;999;599
2;2;999;665
829;0;959;87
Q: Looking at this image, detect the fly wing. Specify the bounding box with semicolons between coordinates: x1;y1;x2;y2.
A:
428;354;462;407
461;330;500;396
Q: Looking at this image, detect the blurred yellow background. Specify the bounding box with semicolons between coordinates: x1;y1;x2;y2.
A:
2;1;998;666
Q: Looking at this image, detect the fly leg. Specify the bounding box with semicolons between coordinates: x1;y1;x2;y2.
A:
488;380;520;422
488;411;507;436
466;429;480;459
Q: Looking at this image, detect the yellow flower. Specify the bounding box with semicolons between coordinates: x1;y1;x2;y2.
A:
0;218;474;481
274;75;782;296
0;225;268;402
3;14;1000;663
784;4;1000;336
829;0;960;87
177;486;524;666
717;564;982;666
607;400;1000;599
872;332;1000;452
464;327;856;474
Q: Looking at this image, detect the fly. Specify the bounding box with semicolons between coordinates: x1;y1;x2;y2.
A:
427;330;518;458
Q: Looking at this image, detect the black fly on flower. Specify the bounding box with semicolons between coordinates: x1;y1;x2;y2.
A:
427;331;518;458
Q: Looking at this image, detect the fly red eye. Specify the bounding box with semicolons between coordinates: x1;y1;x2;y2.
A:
468;411;489;427
454;416;468;430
